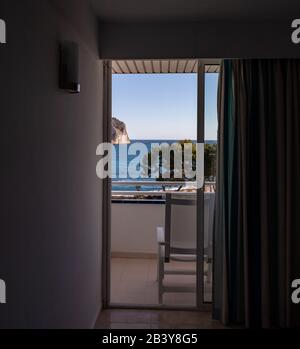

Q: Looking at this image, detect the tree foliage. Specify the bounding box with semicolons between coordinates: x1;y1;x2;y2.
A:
142;140;217;182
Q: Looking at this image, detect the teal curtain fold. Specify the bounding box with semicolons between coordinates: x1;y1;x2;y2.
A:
213;59;300;328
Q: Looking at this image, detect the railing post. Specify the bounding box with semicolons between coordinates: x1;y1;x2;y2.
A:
197;60;205;309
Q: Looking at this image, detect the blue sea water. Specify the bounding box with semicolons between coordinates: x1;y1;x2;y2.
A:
112;139;217;192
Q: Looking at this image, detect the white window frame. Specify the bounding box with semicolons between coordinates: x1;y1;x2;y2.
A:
102;59;220;311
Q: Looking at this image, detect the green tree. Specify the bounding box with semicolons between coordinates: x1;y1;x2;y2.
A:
142;140;217;182
204;144;217;180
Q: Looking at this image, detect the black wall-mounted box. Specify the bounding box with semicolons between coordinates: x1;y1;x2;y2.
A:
59;41;80;93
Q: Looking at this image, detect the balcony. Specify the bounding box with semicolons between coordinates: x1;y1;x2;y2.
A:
110;181;214;308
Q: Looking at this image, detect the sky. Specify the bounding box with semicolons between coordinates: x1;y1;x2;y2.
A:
112;73;219;141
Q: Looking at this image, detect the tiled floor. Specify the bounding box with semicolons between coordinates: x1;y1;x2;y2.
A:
110;258;212;306
95;309;225;329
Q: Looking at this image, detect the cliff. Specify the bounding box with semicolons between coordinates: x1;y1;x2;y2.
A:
112;117;131;144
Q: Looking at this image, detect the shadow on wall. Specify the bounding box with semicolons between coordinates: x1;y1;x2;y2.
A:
0;0;103;329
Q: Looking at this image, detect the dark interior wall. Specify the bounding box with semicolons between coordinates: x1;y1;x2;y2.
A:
98;16;300;327
99;20;300;59
0;0;103;328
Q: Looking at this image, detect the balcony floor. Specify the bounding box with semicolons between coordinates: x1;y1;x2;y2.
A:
110;257;212;307
95;309;225;329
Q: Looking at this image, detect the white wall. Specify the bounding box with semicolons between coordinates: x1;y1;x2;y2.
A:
111;194;215;256
0;0;103;329
111;203;165;255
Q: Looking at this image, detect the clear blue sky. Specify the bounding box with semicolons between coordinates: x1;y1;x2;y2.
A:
112;73;218;141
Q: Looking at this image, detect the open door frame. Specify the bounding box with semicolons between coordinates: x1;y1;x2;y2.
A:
101;59;220;310
102;60;112;308
196;60;206;309
196;58;221;310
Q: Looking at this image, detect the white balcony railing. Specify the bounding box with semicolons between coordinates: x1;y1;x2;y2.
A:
112;181;216;197
111;180;215;256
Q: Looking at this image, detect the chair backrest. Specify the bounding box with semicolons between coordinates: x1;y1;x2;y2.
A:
165;193;197;258
164;192;216;258
204;192;215;258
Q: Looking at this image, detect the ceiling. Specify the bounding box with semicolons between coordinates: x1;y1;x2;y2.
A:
112;60;220;74
92;0;300;22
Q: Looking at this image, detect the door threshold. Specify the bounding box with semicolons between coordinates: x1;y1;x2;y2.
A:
108;303;212;312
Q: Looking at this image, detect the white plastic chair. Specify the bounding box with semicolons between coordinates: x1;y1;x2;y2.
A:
157;192;215;304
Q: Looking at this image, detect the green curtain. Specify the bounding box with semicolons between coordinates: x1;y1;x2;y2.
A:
213;60;300;328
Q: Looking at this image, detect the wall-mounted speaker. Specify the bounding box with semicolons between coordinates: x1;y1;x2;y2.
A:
59;41;80;93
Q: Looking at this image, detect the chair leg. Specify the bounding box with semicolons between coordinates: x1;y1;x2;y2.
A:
156;246;160;282
158;245;165;304
158;289;163;305
207;261;212;284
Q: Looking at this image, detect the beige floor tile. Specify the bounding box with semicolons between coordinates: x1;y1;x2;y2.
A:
170;293;196;307
95;309;226;330
111;257;211;307
150;323;174;329
111;291;147;304
97;309;153;324
110;323;151;329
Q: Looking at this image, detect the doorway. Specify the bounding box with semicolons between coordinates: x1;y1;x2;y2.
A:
102;59;220;310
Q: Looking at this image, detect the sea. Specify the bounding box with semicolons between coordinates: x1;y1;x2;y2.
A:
112;139;217;192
